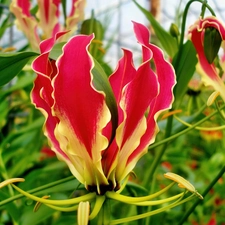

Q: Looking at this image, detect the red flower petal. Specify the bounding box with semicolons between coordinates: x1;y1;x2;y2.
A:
32;32;71;162
116;21;176;180
53;34;110;159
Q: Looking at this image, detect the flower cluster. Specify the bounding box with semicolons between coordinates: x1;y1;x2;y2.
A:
10;0;85;51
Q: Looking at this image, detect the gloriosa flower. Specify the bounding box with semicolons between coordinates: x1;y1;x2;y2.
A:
31;21;176;195
189;16;225;104
10;0;86;51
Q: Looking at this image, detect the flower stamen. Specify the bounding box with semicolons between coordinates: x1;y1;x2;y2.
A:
77;201;90;225
164;172;203;199
0;178;25;188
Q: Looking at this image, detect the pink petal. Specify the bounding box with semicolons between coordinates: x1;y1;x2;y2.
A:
52;34;112;189
115;48;159;180
103;49;137;177
116;21;176;180
109;49;136;127
119;54;159;149
31;32;70;161
133;21;175;143
53;34;110;160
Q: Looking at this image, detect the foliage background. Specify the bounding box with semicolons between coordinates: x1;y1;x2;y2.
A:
1;0;225;225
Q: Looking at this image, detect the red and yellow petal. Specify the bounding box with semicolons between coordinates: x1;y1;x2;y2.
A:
115;48;159;181
36;0;60;39
115;22;176;182
31;32;73;167
52;34;111;187
10;0;40;51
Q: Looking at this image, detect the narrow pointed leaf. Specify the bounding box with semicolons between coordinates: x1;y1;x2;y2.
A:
92;59;118;141
0;192;20;221
81;17;104;59
0;15;11;39
49;42;65;60
173;40;197;103
81;17;104;40
0;52;38;86
0;75;34;97
61;0;67;23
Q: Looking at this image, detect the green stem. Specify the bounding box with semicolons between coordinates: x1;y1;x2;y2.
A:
148;104;225;151
145;114;174;186
200;0;207;18
0;152;18;225
144;114;173;225
109;194;196;225
0;152;14;196
144;104;225;224
97;199;110;225
178;165;225;225
173;0;216;73
89;195;106;220
61;0;67;27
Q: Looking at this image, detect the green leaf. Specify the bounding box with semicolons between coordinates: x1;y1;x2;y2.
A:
49;42;65;60
81;17;104;40
173;40;198;103
0;117;44;150
14;116;44;135
0;99;9;129
0;190;20;222
0;15;12;39
126;181;148;196
20;203;55;225
133;0;178;57
0;75;34;99
52;215;78;225
21;167;79;195
0;52;38;86
92;59;118;142
81;15;105;59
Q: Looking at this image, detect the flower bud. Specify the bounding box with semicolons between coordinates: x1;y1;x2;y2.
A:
204;27;222;64
169;23;180;38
